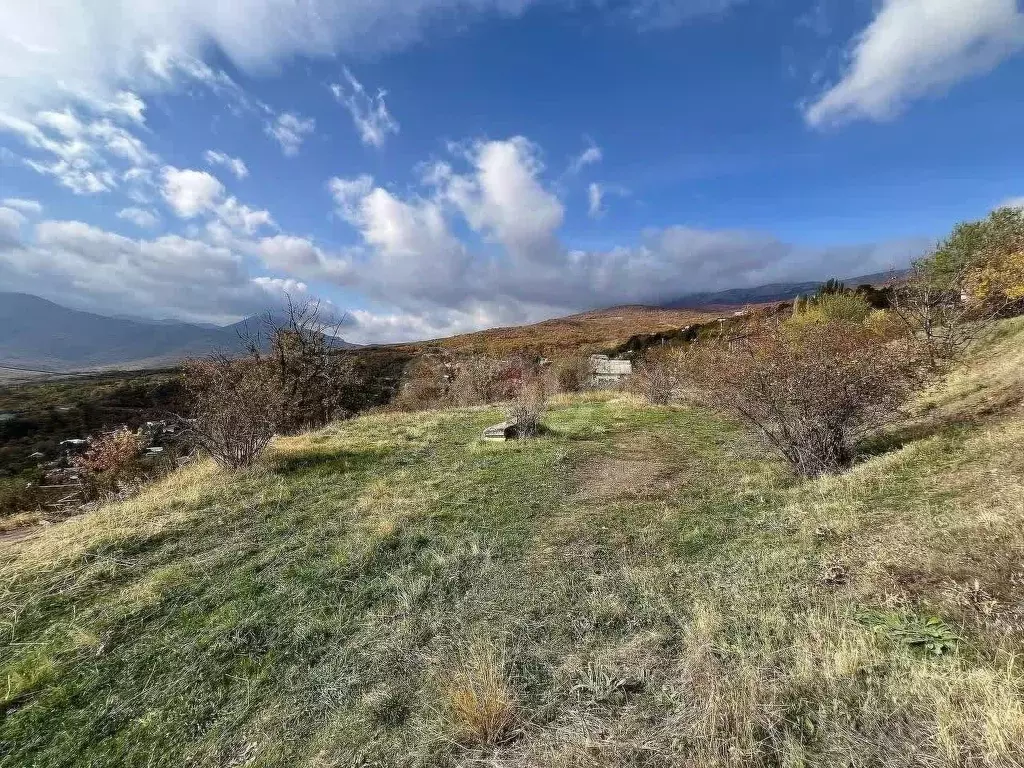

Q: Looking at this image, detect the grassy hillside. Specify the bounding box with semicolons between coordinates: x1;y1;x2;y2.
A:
2;322;1024;767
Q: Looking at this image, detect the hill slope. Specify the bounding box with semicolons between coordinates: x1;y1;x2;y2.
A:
391;305;726;356
2;321;1024;766
0;294;356;372
0;293;252;371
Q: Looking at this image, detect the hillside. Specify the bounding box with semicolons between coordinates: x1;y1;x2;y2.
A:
393;305;729;357
0;294;356;372
2;320;1024;766
662;270;906;309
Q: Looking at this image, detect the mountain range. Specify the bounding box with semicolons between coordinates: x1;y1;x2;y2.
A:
1;272;900;372
0;293;355;373
662;270;904;308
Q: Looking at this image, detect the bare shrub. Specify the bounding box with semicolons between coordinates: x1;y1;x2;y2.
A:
73;427;142;474
506;378;546;437
450;356;503;406
182;357;278;470
393;357;451;411
680;319;922;477
892;261;1007;373
630;351;675;405
239;298;352;433
552;355;592;393
441;645;518;746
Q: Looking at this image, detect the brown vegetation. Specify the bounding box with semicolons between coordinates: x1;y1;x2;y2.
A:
680;314;921;477
73;427;143;474
181;357;277;470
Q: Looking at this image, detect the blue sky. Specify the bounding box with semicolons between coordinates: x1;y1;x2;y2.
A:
1;0;1023;342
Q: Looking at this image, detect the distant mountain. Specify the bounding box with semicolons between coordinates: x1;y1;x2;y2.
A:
662;270;906;308
0;293;356;372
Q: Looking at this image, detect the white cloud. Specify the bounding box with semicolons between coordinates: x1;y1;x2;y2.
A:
330;68;400;148
327;174;376;222
117;207;161;229
0;206;26;248
265;112;315;156
432;136;564;255
806;0;1024;126
160;166;225;218
310;135;928;339
587;182;604;218
213;197;276;235
0;1;551;118
1;198;42;215
257;235;354;282
568;140;602;174
204;150;249;179
999;197;1024;209
0;103;157;196
0;219;297;324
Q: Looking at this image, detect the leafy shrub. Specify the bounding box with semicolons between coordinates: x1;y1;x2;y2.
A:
857;610;961;656
791;291;873;326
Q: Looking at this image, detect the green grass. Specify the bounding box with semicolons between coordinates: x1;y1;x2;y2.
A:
3;338;1024;766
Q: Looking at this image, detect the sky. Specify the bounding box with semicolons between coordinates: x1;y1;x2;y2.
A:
1;0;1024;343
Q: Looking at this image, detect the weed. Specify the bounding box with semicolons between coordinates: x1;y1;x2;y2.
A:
857;609;963;655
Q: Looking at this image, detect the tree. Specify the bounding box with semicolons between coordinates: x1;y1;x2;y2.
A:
890;259;1009;374
926;206;1024;291
238;298;352;434
818;278;846;297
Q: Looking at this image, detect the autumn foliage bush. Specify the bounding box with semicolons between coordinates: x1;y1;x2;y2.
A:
73;427;143;475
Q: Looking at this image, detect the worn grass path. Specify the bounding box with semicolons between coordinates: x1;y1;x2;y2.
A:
3;326;1024;767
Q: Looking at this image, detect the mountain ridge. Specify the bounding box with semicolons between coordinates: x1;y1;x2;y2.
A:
0;293;355;372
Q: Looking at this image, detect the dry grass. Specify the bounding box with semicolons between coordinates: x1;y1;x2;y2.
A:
440;643;520;746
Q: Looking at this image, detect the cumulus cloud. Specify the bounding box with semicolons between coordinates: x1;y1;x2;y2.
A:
430;137;564;255
117;207;161;229
265;112;315;156
0;206;25;248
331;68;400;148
160;167;225;218
257;235;354;283
204;150;249;179
0;219;297;324
806;0;1024;126
313;136;928;340
1;198;42;215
